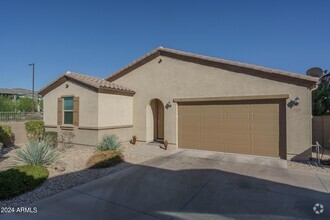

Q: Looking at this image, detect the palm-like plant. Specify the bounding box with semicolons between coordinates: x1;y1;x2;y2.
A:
14;140;59;166
97;135;121;152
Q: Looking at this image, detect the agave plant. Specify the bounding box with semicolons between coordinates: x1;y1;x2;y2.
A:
97;135;121;152
14;140;59;166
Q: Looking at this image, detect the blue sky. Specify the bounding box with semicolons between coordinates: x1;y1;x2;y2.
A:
0;0;329;90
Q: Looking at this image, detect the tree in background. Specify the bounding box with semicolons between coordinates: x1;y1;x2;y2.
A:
0;96;16;112
16;97;37;112
312;70;330;116
39;99;43;111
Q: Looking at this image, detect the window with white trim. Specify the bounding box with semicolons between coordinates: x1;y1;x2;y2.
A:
63;97;74;124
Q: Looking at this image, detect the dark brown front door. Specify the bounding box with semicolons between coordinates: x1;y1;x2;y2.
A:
156;100;164;140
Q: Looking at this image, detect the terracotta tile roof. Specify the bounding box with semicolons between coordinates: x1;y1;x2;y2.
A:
106;47;318;88
38;71;135;96
65;72;134;92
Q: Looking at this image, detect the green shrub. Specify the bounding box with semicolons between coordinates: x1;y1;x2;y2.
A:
86;151;123;169
14;140;59;166
16;97;37;112
0;96;16;112
0;125;14;147
97;134;121;152
58;131;75;148
25;120;44;140
0;165;48;200
43;131;58;148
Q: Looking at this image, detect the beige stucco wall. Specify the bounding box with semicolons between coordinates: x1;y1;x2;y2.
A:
98;127;133;142
112;56;313;160
43;81;99;127
43;80;133;146
98;94;133;127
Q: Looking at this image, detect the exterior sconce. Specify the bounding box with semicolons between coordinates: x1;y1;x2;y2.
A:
165;101;172;109
287;96;299;109
65;84;69;89
293;97;299;106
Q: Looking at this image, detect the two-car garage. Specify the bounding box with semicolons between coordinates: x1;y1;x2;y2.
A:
177;96;287;159
105;47;317;160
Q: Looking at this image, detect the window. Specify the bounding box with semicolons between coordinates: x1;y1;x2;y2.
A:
63;97;74;124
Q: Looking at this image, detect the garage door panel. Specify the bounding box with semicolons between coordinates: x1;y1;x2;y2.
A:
227;144;251;154
181;122;200;128
254;139;278;148
253;114;279;122
254;147;279;157
178;100;283;158
178;105;201;148
180;137;201;149
203;138;223;151
254;131;279;137
252;103;278;111
181;127;201;135
204;125;224;131
227;133;250;142
227;114;250;123
226;105;248;111
253;123;278;131
253;136;279;144
227;123;250;131
182;143;201;150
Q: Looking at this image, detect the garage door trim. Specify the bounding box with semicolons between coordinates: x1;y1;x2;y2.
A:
173;94;289;103
177;98;287;159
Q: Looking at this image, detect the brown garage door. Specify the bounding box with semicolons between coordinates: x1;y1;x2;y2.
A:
178;100;285;158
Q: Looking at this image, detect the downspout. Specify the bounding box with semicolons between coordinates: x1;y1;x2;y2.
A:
309;82;319;160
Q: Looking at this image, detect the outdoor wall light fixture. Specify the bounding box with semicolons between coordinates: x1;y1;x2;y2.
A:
66;84;69;88
165;101;172;109
287;96;300;109
293;96;299;106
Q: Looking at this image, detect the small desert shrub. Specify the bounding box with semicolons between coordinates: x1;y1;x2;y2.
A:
86;151;124;169
0;165;48;200
97;134;121;152
43;131;58;148
58;131;75;148
0;125;14;147
14;140;59;166
25;120;44;140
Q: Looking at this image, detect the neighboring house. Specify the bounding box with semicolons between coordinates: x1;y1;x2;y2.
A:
39;47;318;160
0;88;35;100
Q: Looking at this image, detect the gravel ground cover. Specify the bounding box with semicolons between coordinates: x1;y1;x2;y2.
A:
1;142;330;208
288;149;330;174
0;142;175;207
288;160;330;174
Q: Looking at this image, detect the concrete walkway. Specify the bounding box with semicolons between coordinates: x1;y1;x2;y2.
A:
2;149;330;220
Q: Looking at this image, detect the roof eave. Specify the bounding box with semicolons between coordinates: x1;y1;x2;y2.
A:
39;74;136;97
38;73;68;96
98;87;135;96
106;49;160;82
106;48;318;88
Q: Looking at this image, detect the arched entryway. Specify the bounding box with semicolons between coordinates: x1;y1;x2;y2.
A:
146;99;164;142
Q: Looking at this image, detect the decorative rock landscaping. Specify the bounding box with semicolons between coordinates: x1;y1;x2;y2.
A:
0;142;175;207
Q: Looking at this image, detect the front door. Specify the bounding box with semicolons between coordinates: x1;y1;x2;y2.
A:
156;100;164;140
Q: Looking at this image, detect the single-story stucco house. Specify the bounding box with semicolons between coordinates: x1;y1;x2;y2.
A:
39;47;318;160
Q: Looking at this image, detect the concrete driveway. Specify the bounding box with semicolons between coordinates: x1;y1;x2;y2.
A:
3;149;330;220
